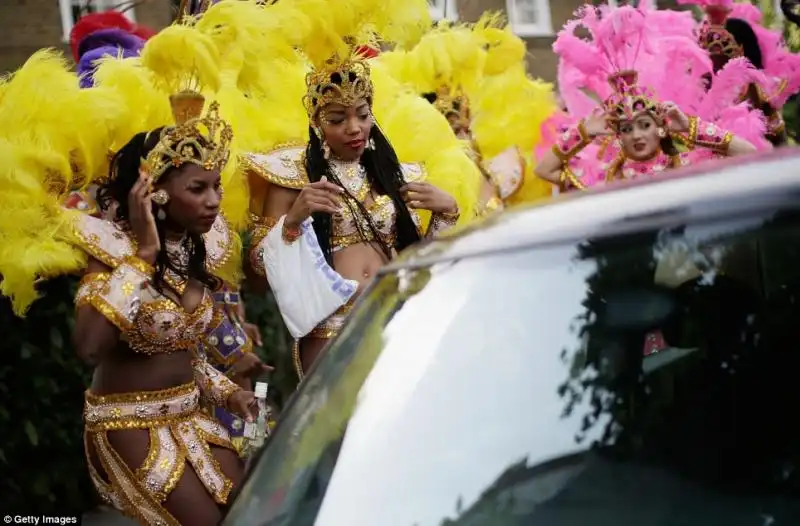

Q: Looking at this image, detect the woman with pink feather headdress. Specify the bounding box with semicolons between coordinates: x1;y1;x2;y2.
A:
534;1;763;192
677;0;800;145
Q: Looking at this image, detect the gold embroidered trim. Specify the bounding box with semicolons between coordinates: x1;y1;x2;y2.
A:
241;145;309;190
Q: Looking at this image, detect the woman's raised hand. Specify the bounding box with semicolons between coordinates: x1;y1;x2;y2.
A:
285;176;344;226
129;170;160;264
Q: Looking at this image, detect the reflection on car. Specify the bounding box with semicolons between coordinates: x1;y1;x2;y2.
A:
225;150;800;526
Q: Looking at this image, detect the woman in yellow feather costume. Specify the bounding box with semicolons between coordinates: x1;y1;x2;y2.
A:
242;0;483;379
0;2;311;523
380;14;558;216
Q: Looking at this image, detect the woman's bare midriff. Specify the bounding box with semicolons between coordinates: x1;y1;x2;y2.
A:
90;346;194;394
299;240;394;371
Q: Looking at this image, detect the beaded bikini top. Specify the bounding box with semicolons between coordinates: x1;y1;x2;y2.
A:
72;213;234;355
244;144;426;251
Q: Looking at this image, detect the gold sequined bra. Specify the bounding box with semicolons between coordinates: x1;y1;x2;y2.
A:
71;213;234;355
244;144;426;251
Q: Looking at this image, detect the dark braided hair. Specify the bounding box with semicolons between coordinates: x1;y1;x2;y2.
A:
96;129;221;294
305;108;421;267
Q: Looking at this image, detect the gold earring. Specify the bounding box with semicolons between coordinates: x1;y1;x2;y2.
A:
151;189;169;206
322;141;331;159
657;127;666;138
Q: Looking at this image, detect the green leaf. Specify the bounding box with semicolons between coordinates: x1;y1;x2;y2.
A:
50;327;64;348
20;343;34;359
24;420;38;446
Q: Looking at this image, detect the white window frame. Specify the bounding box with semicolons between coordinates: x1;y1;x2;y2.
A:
429;0;458;21
506;0;553;37
58;0;136;43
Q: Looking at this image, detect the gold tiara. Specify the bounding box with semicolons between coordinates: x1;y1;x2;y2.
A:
303;52;374;119
141;91;233;183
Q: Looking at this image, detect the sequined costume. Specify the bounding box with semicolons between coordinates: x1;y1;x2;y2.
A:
0;2;307;522
241;0;483;380
74;214;242;523
538;1;769;191
379;15;557;216
70;6;264;455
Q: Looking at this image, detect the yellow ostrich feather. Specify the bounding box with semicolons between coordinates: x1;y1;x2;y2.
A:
140;23;222;94
281;0;430;67
92;56;173;153
370;60;480;224
195;0;310;96
472;12;527;76
391;22;487;96
0;139;87;315
471;65;556;204
0;49;120;191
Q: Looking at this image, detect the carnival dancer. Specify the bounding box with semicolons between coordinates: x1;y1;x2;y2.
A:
66;2;277;458
535;1;762;190
244;0;481;379
678;0;800;146
382;15;556;216
0;6;303;520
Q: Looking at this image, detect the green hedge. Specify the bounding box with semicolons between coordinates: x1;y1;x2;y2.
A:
0;276;94;513
1;265;294;513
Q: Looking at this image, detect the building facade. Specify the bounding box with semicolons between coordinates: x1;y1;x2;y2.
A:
0;0;173;74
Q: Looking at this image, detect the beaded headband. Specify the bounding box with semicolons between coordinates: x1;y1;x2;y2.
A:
303;50;374;119
603;70;664;132
141;91;233;184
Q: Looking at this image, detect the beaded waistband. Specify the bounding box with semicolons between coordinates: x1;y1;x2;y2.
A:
84;382;200;432
308;299;355;339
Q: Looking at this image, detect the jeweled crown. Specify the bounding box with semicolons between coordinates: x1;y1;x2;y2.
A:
303;51;374;119
697;5;743;60
603;70;663;131
141;91;233;183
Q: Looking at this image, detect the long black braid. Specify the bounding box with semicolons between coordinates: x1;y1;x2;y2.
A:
305;122;421;268
96;129;221;294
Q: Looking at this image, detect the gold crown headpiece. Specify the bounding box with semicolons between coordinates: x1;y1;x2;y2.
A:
602;70;664;132
303;51;374;119
141;91;233;184
429;85;470;131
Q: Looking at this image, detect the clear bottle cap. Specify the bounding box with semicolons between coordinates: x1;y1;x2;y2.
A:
254;382;269;398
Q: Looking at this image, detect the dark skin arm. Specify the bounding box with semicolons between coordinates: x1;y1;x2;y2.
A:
72;257;120;367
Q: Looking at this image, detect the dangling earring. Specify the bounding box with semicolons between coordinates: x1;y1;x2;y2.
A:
367;138;375;150
322;141;331;159
151;189;169;206
157;207;167;221
657;127;666;138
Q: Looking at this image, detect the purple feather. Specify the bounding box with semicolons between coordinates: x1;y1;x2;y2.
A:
77;44;140;88
77;28;144;59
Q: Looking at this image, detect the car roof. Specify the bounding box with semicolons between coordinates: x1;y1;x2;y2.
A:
387;149;800;271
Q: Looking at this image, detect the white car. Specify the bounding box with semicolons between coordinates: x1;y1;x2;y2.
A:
224;149;800;525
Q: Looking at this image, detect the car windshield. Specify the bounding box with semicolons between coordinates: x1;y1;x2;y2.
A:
226;206;800;526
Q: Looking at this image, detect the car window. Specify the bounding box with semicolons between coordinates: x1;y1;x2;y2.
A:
225;208;800;526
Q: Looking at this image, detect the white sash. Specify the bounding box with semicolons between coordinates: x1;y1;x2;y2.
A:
263;216;358;338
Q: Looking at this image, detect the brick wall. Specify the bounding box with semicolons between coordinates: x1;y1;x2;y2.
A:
0;0;173;74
